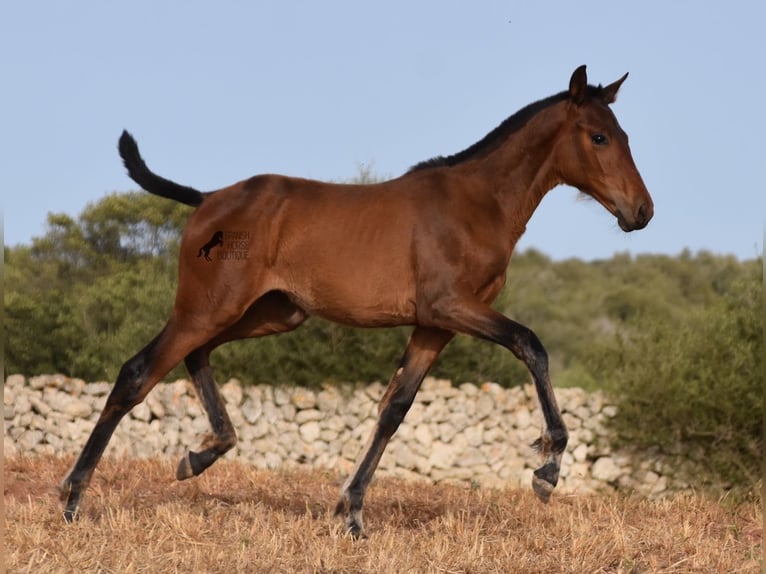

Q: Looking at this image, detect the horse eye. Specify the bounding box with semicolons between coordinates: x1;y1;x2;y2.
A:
591;134;608;146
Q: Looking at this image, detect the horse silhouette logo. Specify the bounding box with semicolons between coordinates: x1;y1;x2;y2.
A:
197;230;224;261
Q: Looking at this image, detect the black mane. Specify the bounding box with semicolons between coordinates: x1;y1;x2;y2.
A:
408;85;606;173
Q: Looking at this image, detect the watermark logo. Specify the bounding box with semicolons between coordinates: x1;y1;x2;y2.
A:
197;230;250;262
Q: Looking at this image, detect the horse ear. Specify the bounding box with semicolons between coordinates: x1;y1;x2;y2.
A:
602;72;629;104
569;65;588;105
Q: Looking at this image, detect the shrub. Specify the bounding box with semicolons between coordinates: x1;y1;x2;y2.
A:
592;260;762;493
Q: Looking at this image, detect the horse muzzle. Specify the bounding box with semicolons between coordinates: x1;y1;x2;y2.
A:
617;201;653;232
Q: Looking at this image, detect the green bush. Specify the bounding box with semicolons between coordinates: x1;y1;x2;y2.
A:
591;260;762;494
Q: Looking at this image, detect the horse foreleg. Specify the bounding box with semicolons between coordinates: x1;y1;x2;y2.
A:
335;327;453;537
427;296;568;503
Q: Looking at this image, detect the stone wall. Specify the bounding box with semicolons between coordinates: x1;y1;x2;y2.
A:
3;374;676;496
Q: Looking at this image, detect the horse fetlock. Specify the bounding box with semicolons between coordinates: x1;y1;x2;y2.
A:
335;490;366;538
200;430;237;452
532;427;568;457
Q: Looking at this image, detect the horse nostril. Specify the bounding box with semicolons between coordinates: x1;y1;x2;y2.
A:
637;203;650;226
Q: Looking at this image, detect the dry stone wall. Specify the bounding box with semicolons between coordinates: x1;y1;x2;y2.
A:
4;374;677;496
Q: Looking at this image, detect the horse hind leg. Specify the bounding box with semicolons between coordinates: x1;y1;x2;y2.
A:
176;291;308;481
175;347;237;480
60;321;207;521
335;326;453;537
59;294;263;522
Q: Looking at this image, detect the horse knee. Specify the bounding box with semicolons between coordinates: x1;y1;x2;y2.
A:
107;351;155;411
378;396;413;437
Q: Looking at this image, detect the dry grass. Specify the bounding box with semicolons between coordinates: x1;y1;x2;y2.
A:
4;455;762;573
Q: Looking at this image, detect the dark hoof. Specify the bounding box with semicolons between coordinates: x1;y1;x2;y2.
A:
60;477;79;522
532;461;559;503
176;454;194;481
177;449;218;480
343;518;366;540
532;475;555;503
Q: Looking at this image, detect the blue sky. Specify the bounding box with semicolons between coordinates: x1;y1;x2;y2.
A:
2;1;764;260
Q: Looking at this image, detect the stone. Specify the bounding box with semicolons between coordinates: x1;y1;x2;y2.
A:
273;386;291;406
4;405;15;420
475;392;495;419
351;417;375;440
591;456;623;483
316;389;342;413
324;415;346;432
650;475;668;496
291;388;317;410
17;429;44;452
319;428;338;443
30;414;46;431
428;441;457;470
5;374;26;389
13;393;31;418
365;382;385;401
295;409;323;424
28;376;52;390
562;412;582;430
4;385;16;406
393;442;418;470
83;382;112;396
513;406;532;429
280;403;297;422
561;387;587;412
413;424;433;448
464;423;484;448
221;379;244;407
131;402;151;422
341;439;362;461
456;448;486;468
423;398;450;423
480;382;504;395
482;426;504;444
146;392;166;419
572;443;589;463
299;421;321;443
62;398;93;419
433;422;452;443
242;399;263;424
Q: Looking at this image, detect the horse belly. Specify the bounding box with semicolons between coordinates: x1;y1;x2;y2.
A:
284;259;417;327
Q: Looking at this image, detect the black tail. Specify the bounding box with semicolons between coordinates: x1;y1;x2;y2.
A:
118;130;204;207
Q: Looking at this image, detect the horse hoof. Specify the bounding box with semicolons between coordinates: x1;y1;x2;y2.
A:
532;474;554;503
343;516;366;540
176;455;194;481
63;508;78;523
334;498;366;539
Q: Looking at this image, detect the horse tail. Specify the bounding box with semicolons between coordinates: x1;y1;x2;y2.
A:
118;130;204;207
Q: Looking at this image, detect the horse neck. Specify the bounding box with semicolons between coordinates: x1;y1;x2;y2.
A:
470;104;567;238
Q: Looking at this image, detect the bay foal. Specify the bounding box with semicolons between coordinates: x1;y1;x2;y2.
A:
61;65;653;535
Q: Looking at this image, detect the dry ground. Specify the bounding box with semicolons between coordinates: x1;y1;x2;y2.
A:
3;456;762;573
